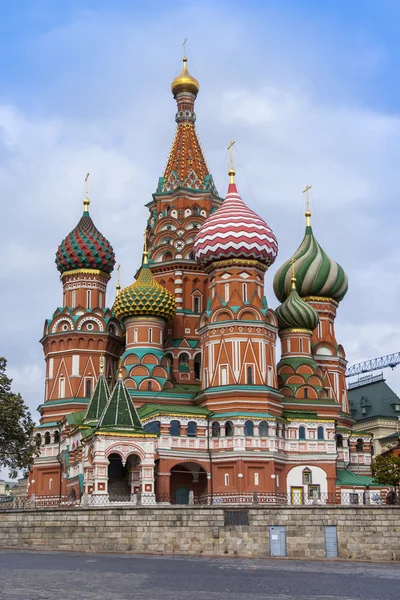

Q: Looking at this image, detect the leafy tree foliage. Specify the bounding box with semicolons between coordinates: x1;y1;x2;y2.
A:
372;453;400;489
0;358;38;478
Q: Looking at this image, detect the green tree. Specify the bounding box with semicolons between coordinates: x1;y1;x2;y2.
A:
0;358;38;478
372;453;400;490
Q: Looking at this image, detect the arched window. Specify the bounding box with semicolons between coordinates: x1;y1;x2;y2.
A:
148;328;152;343
194;353;201;380
35;433;42;447
147;381;152;391
303;387;308;398
54;431;60;444
224;283;229;302
170;420;181;437
193;296;201;313
259;421;269;437
282;424;286;439
225;421;234;437
44;431;51;445
193;206;199;216
166;353;174;368
244;420;254;436
317;426;325;440
247;366;253;385
356;438;364;452
187;421;197;437
166;206;171;215
179;352;189;365
242;283;247;302
164;251;173;261
85;378;93;398
144;421;160;434
211;422;220;438
336;433;343;448
299;426;306;440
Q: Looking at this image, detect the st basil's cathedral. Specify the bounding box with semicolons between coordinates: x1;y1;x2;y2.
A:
30;56;379;506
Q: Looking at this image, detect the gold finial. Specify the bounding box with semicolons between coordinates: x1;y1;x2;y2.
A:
143;231;149;265
100;355;105;375
303;184;312;226
83;173;90;213
118;359;123;380
116;264;121;295
227;140;236;183
291;258;297;290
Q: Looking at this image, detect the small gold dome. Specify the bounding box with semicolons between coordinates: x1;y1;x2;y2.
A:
171;57;200;98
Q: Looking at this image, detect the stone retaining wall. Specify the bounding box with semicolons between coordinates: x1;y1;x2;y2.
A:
0;506;399;561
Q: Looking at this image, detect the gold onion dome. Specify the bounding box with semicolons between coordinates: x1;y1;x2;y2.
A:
171;56;200;98
275;276;319;332
113;248;176;323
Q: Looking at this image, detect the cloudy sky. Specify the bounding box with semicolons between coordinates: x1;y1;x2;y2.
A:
2;0;400;421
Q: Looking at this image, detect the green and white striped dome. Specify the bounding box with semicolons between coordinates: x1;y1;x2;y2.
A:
273;219;348;303
275;278;319;331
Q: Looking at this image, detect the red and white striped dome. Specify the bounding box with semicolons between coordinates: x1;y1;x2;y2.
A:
194;180;278;268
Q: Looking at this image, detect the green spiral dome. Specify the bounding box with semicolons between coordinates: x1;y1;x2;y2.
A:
113;255;176;323
275;279;319;331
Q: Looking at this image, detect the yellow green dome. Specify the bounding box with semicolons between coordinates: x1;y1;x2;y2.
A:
171;57;200;98
113;251;176;322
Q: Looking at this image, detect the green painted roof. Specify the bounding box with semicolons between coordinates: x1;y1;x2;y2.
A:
283;410;319;420
211;412;276;419
99;378;143;432
66;411;85;426
336;469;382;487
139;403;210;420
35;422;59;429
84;374;110;424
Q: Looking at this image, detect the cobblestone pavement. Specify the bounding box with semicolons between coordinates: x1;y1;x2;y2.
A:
1;550;400;600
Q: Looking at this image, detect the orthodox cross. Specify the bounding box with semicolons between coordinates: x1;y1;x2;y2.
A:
116;264;121;294
83;173;90;211
85;172;90;196
183;38;188;57
227;140;236;171
303;184;312;212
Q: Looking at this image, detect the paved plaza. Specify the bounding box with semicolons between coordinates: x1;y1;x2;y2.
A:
0;550;399;599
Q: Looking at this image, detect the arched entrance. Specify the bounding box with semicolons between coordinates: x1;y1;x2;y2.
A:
170;462;208;504
107;453;130;500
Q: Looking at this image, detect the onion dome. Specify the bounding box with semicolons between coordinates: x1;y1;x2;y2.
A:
275;275;319;331
56;196;115;275
273;209;348;303
171;56;200;98
113;246;176;322
194;167;278;268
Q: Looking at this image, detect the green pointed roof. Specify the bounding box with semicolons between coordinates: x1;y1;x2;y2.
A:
84;373;110;425
273;214;348;303
98;377;143;433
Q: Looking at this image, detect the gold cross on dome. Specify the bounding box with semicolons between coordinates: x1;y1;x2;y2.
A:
303;184;312;212
183;38;188;57
85;172;90;196
227;140;235;168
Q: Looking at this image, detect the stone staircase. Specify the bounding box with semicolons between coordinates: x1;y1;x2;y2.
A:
108;479;130;501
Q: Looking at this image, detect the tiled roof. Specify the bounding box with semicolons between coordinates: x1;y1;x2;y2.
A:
336;469;382;487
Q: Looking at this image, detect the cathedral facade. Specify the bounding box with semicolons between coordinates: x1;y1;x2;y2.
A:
30;57;378;507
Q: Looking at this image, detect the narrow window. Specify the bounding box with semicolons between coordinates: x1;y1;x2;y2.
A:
225;421;234;437
220;366;228;386
85;378;92;398
356;438;364;452
49;478;53;490
147;381;152;391
247;366;253;385
317;426;325;440
99;292;103;308
194;296;200;313
242;283;247;302
48;358;54;379
225;283;229;302
59;377;65;399
187;421;197;437
259;421;269;437
54;431;60;444
44;431;51;445
336;434;343;448
302;469;312;484
267;366;273;387
134;328;138;343
148;328;152;343
244;420;254;436
304;388;308;398
71;290;76;308
212;422;220;438
87;289;91;309
299;426;306;440
254;472;259;486
170;420;181;436
299;338;303;352
224;474;229;486
318;321;322;338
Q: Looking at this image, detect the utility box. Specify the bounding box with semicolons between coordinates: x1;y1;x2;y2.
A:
325;526;338;557
269;526;286;557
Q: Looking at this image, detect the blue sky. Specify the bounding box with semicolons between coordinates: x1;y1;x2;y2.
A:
2;0;400;432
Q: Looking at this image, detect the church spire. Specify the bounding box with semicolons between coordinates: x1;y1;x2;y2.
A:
158;54;213;194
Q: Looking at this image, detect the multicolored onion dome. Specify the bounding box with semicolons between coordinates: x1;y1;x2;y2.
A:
194;176;278;268
56;201;115;275
273;215;348;303
113;251;176;322
275;277;319;331
171;56;200;98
